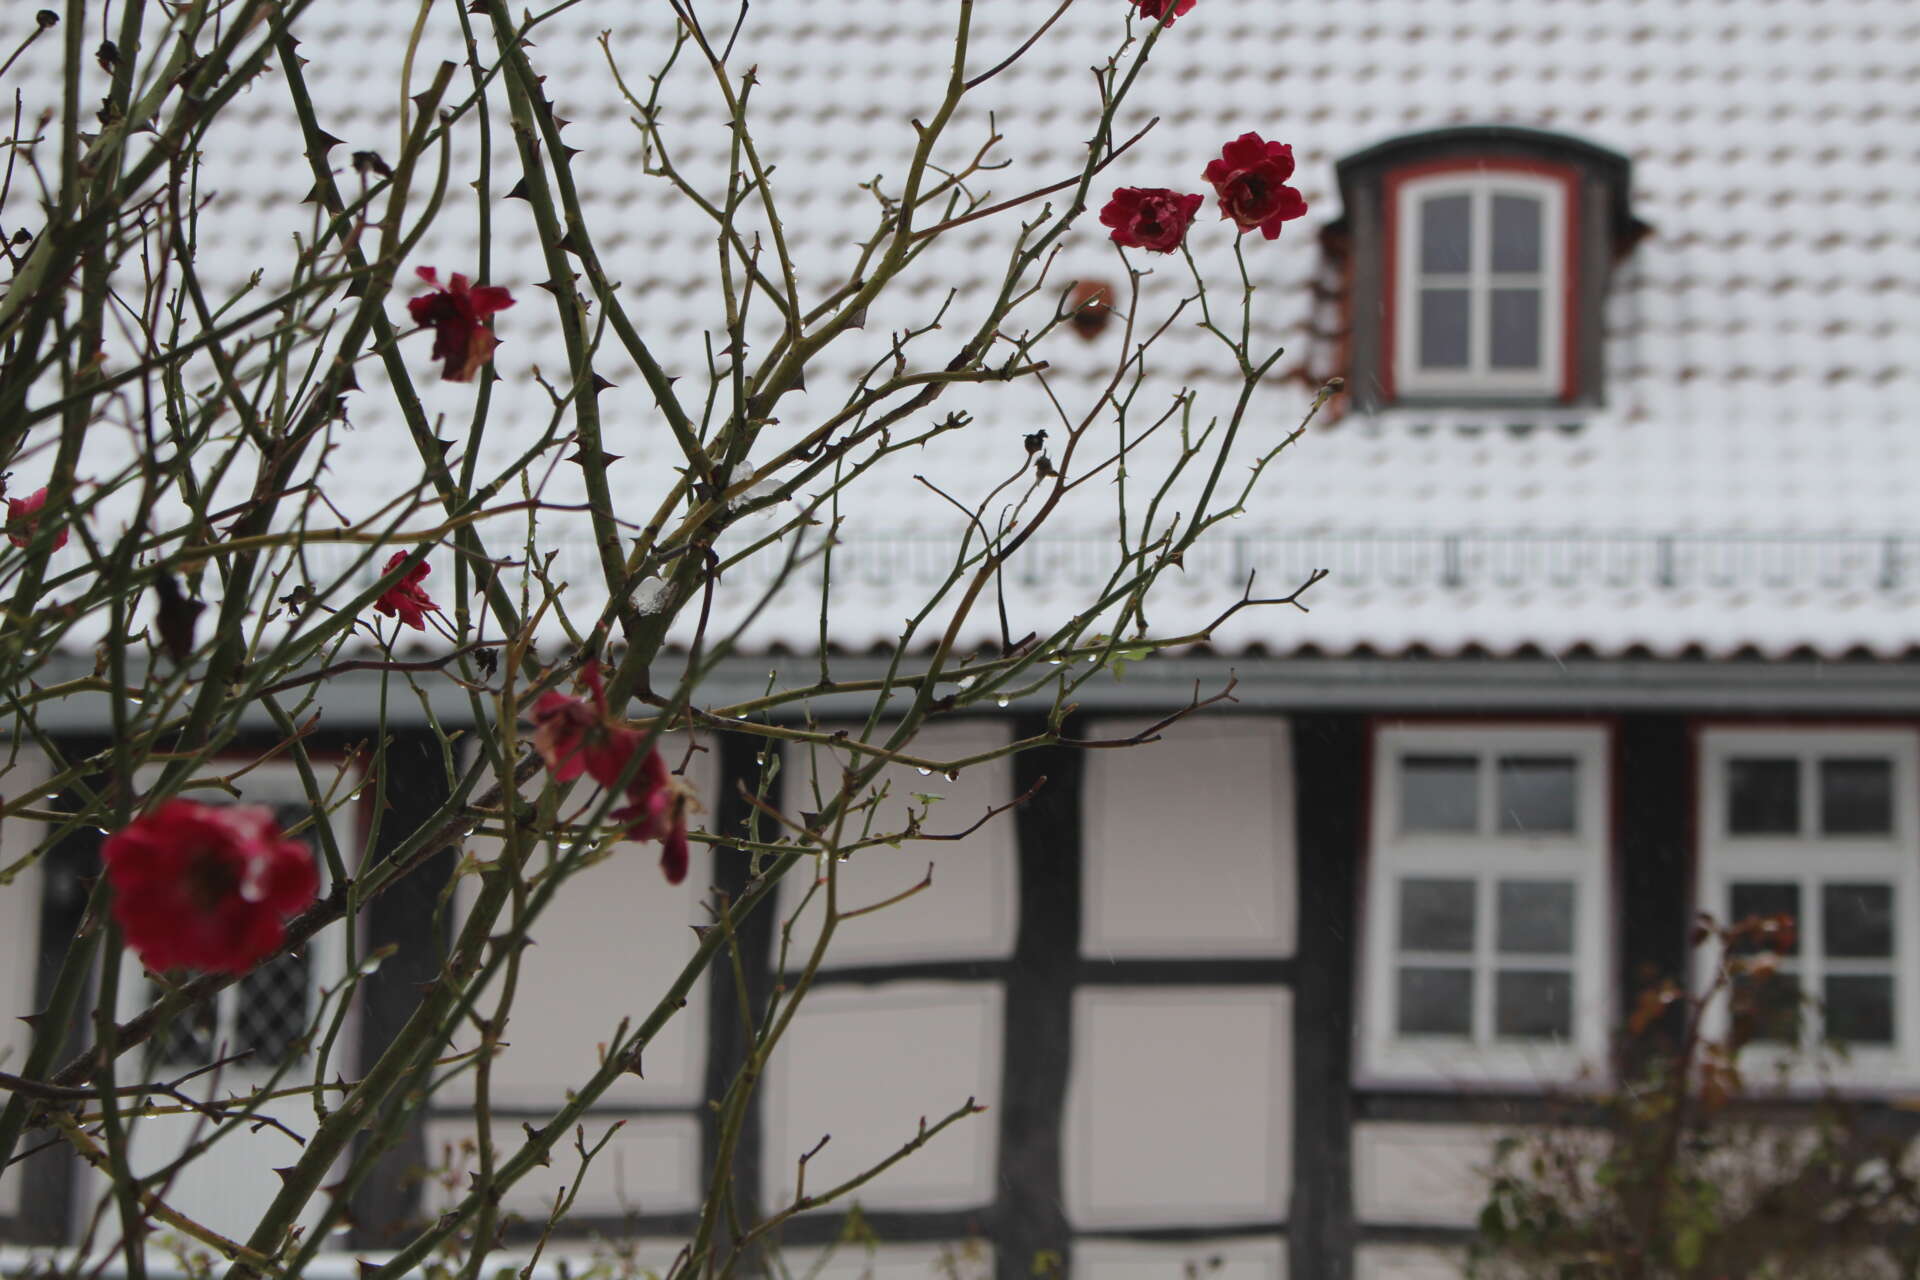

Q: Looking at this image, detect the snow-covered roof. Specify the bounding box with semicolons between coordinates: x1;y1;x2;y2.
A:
11;0;1920;659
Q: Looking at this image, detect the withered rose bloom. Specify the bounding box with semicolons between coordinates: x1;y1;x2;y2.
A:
406;266;515;382
373;551;439;631
1067;280;1117;340
1202;132;1309;240
1098;187;1204;254
1133;0;1197;26
528;661;700;884
610;749;697;886
5;487;69;551
103;801;319;974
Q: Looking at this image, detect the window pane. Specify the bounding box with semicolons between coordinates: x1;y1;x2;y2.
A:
237;951;311;1064
148;981;215;1068
1491;194;1543;272
1399;877;1476;953
1418;290;1471;369
1419;193;1472;273
1489;288;1542;370
1823;883;1894;959
1498;880;1574;955
1734;969;1802;1045
1497;756;1576;833
1727;758;1800;834
1729;881;1801;953
1824;975;1895;1045
1820;758;1893;835
1397;967;1472;1036
1495;970;1572;1040
1401;755;1478;832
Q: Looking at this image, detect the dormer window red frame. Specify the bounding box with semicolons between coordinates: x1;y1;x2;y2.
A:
1326;126;1644;415
1382;158;1582;404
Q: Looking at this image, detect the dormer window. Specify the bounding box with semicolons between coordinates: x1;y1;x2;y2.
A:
1326;127;1644;414
1390;166;1572;400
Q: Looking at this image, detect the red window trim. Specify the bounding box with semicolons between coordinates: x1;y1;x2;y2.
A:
1380;156;1583;405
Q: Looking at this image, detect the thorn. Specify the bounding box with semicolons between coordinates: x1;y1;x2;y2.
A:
505;177;530;201
590;372;617;393
844;304;868;330
568;447;621;468
273;1166;298;1185
554;230;582;257
311;129;345;154
359;1262;382;1280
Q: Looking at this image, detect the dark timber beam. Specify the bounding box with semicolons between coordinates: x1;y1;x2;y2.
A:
1290;714;1366;1280
994;719;1084;1280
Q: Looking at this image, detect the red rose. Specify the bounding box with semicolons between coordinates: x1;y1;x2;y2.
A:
1099;187;1204;253
1133;0;1197;26
6;487;69;551
373;551;439;631
610;748;696;885
103;801;319;975
530;661;640;790
406;266;515;382
527;661;699;883
1202;132;1309;240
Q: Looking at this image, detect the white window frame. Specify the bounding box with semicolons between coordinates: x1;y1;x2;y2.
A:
1361;724;1612;1086
1694;727;1920;1089
1392;170;1567;399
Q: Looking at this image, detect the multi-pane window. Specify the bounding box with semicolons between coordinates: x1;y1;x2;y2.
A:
1697;730;1919;1077
136;799;328;1070
1391;169;1569;400
1363;726;1611;1083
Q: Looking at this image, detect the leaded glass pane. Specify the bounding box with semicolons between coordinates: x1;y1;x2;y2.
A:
1397;967;1472;1036
149;982;215;1068
236;952;311;1064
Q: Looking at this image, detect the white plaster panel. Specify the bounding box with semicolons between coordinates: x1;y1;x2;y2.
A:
1066;987;1291;1227
779;721;1015;965
1083;717;1295;958
0;751;47;1221
1353;1245;1469;1280
1075;1237;1287;1280
780;1242;994;1280
1353;1123;1504;1227
448;736;718;1106
762;983;1002;1211
425;1113;701;1217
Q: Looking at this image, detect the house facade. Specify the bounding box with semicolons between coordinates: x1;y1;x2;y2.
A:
5;2;1920;1278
